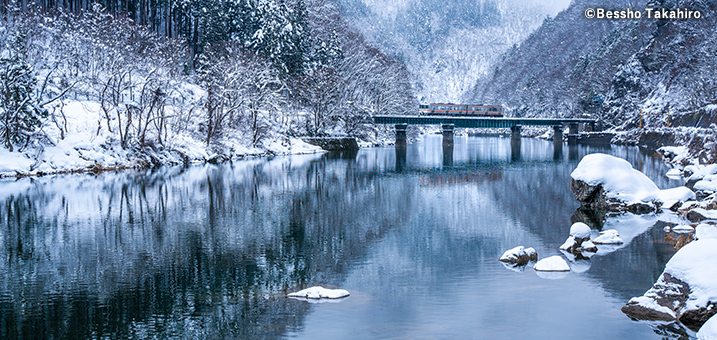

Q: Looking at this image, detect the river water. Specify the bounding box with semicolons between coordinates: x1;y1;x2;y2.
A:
0;135;696;339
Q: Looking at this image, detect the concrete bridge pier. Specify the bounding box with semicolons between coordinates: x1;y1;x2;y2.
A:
510;125;521;161
394;124;408;172
553;125;563;159
553;125;563;146
567;122;579;144
510;125;522;140
443;143;453;167
442;124;455;147
395;124;408;147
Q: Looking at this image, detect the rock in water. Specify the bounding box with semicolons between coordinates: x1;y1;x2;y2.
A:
570;153;695;214
593;229;624;244
570;222;591;239
534;256;570;272
622;238;717;330
288;286;350;300
499;246;538;265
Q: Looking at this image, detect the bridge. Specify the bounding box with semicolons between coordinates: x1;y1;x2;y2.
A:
372;114;598;147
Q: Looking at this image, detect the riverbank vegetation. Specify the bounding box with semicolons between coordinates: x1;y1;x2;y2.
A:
0;0;415;175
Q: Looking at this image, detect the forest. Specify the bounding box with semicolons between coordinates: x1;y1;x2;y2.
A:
0;0;415;162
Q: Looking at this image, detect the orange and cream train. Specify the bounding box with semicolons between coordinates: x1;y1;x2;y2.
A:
418;103;504;117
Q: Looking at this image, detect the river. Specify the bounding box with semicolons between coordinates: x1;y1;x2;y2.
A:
0;135;696;339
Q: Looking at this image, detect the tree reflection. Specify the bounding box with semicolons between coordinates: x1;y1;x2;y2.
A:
0;153;412;339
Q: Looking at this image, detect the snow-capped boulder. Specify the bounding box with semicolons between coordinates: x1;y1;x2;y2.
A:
570;222;591;239
685;208;717;223
698;315;717;340
288;286;350;300
534;256;570;272
696;224;717;240
499;246;538;265
570;154;695;213
622;238;717;330
593;229;624;244
673;224;696;233
560;222;597;252
666;168;683;178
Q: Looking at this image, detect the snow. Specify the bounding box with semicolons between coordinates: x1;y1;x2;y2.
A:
696;224;717;240
689;208;717;220
694;178;717;192
664;238;717;313
672;224;695;232
593;229;624;244
659;146;689;164
687;164;717;181
571;153;695;205
559;236;576;251
569;222;591;239
0;148;34;173
626;296;676;318
581;240;597;251
698;315;717;340
288;286;350;300
0;97;326;178
499;246;536;262
533;256;570;272
666;168;682;178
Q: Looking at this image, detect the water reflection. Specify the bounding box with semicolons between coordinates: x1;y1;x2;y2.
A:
0;136;691;339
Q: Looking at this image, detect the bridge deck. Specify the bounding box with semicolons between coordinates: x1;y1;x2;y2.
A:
373;115;596;128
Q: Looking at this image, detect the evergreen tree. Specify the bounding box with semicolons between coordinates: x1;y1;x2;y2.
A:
0;32;47;151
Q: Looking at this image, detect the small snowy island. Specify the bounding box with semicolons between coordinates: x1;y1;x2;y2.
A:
288;286;350;300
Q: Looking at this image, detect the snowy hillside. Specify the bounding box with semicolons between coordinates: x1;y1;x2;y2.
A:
0;1;415;176
339;0;571;102
469;0;717;134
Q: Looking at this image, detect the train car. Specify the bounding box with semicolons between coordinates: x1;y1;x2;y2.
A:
419;103;504;117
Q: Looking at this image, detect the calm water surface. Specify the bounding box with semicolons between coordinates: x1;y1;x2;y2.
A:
0;136;695;339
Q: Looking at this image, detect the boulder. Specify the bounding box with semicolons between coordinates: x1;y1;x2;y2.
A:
622;239;717;331
499;246;538;265
534;256;570;272
288;286;350;300
685;208;717;223
570;154;694;214
593;229;624;245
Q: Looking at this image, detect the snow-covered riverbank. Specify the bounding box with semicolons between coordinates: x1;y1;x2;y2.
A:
0;99;333;178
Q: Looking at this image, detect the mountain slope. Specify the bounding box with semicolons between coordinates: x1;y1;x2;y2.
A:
469;0;717;132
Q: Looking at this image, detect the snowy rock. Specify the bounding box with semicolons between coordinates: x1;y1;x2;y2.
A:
698;315;717;340
498;246;538;265
593;229;624;244
560;222;597;252
559;236;577;251
672;224;696;233
696;224;717;240
569;222;591;239
533;256;570;272
580;240;598;252
666;168;683;178
659;146;689;164
288;286;350;300
685;208;717;223
570;154;695;214
622;238;717;330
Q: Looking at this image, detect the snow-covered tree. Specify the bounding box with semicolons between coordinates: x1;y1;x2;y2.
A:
0;31;46;151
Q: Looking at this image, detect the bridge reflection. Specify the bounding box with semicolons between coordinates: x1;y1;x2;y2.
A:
394;126;580;169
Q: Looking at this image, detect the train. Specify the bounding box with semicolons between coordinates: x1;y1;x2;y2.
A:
418;103;504;117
